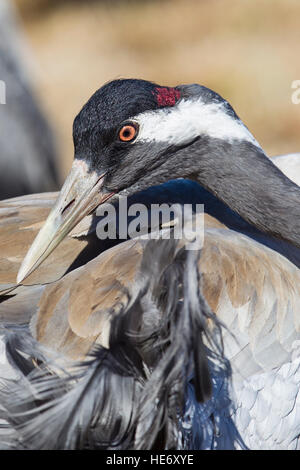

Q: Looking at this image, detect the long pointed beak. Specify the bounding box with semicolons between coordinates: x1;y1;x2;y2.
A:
17;160;114;283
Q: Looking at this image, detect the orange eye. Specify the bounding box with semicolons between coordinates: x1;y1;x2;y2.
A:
119;123;138;142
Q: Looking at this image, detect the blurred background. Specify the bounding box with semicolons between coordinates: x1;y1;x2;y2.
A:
1;0;300;197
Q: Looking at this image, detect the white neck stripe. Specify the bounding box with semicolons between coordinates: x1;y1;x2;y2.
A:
135;98;261;148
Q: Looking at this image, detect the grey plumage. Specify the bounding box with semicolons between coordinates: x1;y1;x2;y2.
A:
0;0;59;198
0;238;226;450
0;77;299;450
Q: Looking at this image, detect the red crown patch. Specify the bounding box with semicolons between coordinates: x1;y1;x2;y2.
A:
153;87;181;107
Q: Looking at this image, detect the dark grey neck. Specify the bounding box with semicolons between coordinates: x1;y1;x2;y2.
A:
190;138;300;250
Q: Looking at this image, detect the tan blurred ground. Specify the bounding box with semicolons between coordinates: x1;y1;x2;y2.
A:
14;0;300;178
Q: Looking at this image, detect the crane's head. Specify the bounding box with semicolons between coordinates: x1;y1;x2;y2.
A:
17;78;262;283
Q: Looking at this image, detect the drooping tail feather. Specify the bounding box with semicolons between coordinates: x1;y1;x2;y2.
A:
0;239;225;449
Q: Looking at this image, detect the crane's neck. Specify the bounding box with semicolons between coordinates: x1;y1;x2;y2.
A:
189;139;300;249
